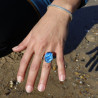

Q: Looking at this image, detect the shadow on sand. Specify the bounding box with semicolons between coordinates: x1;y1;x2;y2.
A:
64;5;98;72
64;5;98;54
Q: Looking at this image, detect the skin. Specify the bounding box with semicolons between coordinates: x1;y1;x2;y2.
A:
12;0;81;93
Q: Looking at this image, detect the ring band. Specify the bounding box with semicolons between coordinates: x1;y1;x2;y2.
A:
44;52;53;63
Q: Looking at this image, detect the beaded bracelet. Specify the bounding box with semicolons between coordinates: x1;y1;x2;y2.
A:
47;4;72;21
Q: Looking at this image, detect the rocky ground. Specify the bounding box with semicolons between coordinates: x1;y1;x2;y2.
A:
0;0;98;98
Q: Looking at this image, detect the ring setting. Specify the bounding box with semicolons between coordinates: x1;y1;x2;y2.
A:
44;52;53;63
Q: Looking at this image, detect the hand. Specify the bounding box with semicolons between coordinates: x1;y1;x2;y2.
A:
12;6;70;93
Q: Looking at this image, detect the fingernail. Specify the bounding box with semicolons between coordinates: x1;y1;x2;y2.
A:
38;84;45;92
17;76;23;83
59;75;65;81
26;85;33;93
12;46;18;50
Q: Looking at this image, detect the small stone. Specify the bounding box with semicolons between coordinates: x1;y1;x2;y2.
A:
9;80;14;88
16;81;19;85
72;83;77;87
79;81;84;85
74;57;79;62
74;72;80;76
85;30;89;32
10;81;13;85
93;29;98;35
14;87;17;89
10;84;13;88
52;65;57;71
87;84;90;87
81;58;85;62
48;93;50;96
86;34;96;42
91;29;95;33
80;75;85;80
79;52;90;62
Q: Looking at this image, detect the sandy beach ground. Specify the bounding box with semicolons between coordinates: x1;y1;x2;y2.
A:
0;0;98;98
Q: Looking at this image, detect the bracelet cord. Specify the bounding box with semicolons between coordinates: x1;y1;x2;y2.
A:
47;4;73;21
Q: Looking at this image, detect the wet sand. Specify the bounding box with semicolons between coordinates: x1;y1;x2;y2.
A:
0;0;98;98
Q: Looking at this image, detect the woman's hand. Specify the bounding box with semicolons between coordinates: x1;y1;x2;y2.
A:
12;6;70;93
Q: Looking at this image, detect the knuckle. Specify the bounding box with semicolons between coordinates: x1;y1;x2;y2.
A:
30;64;39;71
56;45;64;53
37;43;46;53
58;44;63;49
40;43;46;49
39;46;44;51
20;57;28;66
58;57;64;64
43;64;51;69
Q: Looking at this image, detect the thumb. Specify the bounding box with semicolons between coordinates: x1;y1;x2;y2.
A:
12;40;26;52
12;33;31;52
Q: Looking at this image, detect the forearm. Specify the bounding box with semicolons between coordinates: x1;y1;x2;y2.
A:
51;0;81;13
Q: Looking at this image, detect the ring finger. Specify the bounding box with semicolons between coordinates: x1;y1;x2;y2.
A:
38;61;51;92
38;50;54;92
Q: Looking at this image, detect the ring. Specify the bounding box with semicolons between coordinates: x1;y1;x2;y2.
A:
44;52;53;63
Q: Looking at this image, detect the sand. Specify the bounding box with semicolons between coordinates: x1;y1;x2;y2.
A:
0;0;98;98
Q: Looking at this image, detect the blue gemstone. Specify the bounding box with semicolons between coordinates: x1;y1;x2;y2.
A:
45;52;53;63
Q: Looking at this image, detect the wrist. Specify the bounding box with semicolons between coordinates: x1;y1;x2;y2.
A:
51;0;81;13
46;6;71;24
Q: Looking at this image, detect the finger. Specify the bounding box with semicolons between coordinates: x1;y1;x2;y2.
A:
38;61;51;92
56;47;66;81
12;33;31;52
17;46;34;83
26;54;42;93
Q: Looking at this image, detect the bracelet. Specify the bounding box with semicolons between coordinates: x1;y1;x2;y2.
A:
47;4;72;21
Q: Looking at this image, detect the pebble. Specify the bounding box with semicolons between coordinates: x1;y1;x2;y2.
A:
86;34;96;42
80;75;85;80
79;81;84;84
72;83;77;87
75;57;79;62
9;80;18;89
85;30;89;33
54;70;57;73
79;52;90;62
48;93;50;96
52;65;57;71
87;84;90;87
9;81;14;88
93;29;98;35
14;87;17;90
74;72;80;76
16;81;19;85
91;29;95;33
